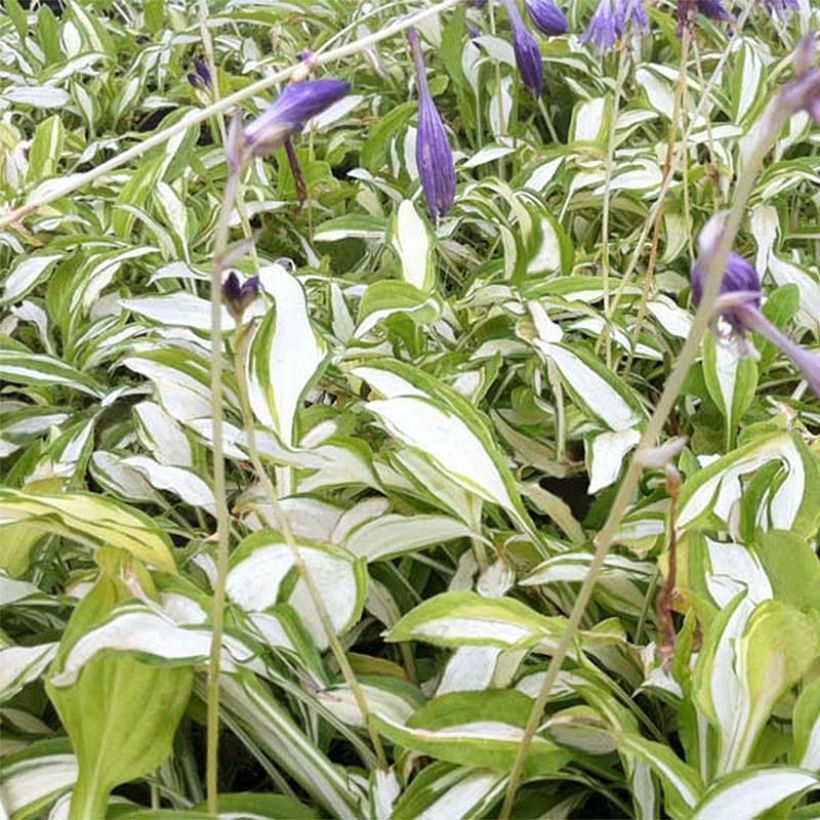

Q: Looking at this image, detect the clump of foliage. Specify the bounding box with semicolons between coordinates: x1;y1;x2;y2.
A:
0;0;819;818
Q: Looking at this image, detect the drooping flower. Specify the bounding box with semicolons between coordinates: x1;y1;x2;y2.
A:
408;28;457;219
691;223;820;397
582;0;618;51
677;0;733;35
223;272;260;322
503;0;543;96
620;0;650;35
524;0;569;36
697;0;733;22
236;78;351;166
582;0;648;52
762;0;799;22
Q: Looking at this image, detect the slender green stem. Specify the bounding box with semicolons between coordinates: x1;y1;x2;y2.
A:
498;81;794;820
537;98;559;144
205;167;239;817
232;323;388;769
0;0;465;229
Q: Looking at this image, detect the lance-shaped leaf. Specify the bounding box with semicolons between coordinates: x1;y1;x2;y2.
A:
0;643;58;701
48;601;260;688
694;592;818;776
0;740;77;818
354;281;442;338
533;341;646;432
389;200;435;292
0;349;103;397
677;432;818;536
219;674;366;818
248;265;328;446
344;513;474;562
701;330;758;448
615;732;703;820
374;690;570;777
352;359;538;539
392;763;507;820
691;767;819;820
226;529;367;650
0;489;176;573
385;590;565;650
317;677;425;729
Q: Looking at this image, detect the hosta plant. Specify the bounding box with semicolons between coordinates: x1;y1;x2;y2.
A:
0;0;818;818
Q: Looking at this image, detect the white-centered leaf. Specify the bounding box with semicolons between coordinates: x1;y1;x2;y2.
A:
390;200;434;292
226;530;367;650
248;266;328;446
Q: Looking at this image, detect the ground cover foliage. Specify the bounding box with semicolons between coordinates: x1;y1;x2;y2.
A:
0;0;819;817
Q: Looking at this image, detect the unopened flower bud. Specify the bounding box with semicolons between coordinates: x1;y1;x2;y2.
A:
525;0;569;36
503;0;544;96
223;272;261;322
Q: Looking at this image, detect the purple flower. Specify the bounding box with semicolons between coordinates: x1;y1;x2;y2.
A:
408;28;456;219
503;0;543;96
581;0;619;51
582;0;648;52
678;0;733;34
620;0;650;36
223;272;260;321
525;0;569;36
242;79;350;160
692;233;820;397
762;0;799;22
780;35;820;125
692;252;761;332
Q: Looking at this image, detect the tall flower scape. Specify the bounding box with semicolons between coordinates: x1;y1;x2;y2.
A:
0;1;818;819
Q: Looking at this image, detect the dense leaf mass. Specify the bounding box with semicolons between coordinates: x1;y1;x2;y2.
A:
0;0;818;818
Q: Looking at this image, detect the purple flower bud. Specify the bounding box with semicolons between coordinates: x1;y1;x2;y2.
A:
469;0;487;7
503;0;543;96
408;28;457;219
223;272;260;321
692;228;820;397
697;0;733;22
762;0;799;22
297;49;314;62
242;78;351;160
525;0;569;36
467;24;482;39
194;57;212;88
